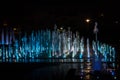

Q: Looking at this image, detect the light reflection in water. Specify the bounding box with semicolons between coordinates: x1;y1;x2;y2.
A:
0;25;117;79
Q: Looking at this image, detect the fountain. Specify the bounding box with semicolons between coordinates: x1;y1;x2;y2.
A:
0;24;116;68
0;22;117;80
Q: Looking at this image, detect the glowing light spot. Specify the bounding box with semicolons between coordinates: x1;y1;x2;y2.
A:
60;27;63;30
100;13;104;17
13;28;17;31
114;76;117;79
97;76;99;79
115;21;118;24
3;23;7;26
80;76;83;79
85;19;90;23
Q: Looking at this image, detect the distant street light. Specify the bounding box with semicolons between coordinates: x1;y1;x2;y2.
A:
3;23;7;26
13;28;17;31
85;19;90;23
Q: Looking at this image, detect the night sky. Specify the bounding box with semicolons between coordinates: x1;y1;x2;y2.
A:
0;1;120;46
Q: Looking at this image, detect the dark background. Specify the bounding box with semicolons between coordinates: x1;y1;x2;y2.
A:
0;1;120;48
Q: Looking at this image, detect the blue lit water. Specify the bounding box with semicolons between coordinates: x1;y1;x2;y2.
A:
0;25;116;63
0;25;117;79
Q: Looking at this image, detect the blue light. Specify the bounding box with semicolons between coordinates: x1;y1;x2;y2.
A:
111;71;115;76
0;25;116;64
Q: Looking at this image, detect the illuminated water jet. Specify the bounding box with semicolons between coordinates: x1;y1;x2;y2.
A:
0;25;116;67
